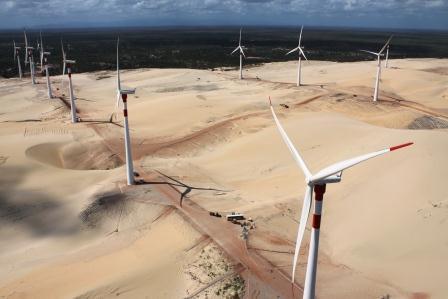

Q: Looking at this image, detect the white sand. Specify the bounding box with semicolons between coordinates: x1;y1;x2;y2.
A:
1;58;447;298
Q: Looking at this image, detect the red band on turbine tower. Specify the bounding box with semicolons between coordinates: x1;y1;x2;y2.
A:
312;214;321;229
314;184;326;201
123;109;128;117
122;94;128;102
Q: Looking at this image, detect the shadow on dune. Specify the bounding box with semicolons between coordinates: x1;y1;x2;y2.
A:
138;170;230;207
0;166;80;237
79;192;130;230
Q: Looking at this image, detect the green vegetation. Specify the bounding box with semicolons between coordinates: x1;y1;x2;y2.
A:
1;26;447;78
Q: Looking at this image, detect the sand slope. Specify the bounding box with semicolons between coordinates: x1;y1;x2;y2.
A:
1;59;447;298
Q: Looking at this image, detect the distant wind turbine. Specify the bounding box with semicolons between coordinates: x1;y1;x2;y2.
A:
231;28;246;80
117;37;137;185
13;41;23;79
360;35;393;102
43;51;53;99
286;25;308;87
65;56;77;123
26;46;36;85
269;97;412;299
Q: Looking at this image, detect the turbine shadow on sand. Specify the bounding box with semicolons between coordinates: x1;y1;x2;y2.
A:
138;170;231;207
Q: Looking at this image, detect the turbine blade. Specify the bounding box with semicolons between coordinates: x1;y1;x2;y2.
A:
379;35;393;54
13;40;16;61
117;37;121;93
40;31;43;53
291;185;312;282
239;27;242;46
298;25;303;47
61;39;65;57
310;142;413;183
360;50;380;56
286;47;299;56
116;91;121;108
231;46;240;55
24;31;28;65
240;47;246;58
299;47;308;61
269;98;312;179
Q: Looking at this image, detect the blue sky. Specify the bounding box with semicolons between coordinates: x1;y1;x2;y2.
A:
1;0;447;30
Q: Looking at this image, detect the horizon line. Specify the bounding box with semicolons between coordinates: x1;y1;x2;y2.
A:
2;24;448;33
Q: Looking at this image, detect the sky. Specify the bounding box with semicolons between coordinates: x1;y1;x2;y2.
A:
0;0;447;30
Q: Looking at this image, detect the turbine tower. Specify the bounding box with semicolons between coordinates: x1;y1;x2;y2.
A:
43;51;53;99
360;35;393;102
231;28;246;80
286;25;308;87
269;98;412;299
13;41;23;79
117;37;136;185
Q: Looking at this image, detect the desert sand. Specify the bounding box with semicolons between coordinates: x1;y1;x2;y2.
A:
0;58;447;298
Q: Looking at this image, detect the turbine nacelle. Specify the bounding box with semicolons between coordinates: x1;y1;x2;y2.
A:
120;88;136;95
308;172;342;185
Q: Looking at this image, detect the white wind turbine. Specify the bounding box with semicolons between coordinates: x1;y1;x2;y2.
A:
286;25;308;87
63;52;77;123
26;46;36;85
231;28;246;80
117;37;136;185
43;51;53;99
13;41;23;78
269;98;412;299
360;35;393;102
23;31;36;84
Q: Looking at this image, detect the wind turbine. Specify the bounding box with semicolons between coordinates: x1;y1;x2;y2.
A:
360;35;393;102
43;51;53;99
117;37;136;185
269;97;412;299
231;28;246;80
60;39;77;122
13;41;23;78
286;25;308;87
26;46;36;85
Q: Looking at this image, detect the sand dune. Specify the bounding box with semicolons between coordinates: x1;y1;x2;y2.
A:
0;59;447;298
